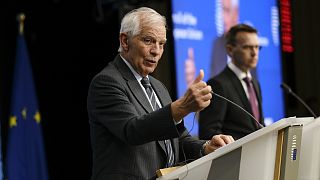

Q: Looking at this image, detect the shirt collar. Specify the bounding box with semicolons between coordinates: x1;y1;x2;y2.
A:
228;61;252;80
119;55;147;82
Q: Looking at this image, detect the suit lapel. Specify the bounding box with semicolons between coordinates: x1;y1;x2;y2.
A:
127;80;154;113
149;77;171;107
113;56;171;157
252;78;263;122
226;67;263;128
252;78;261;103
225;67;253;114
113;55;153;113
149;76;176;157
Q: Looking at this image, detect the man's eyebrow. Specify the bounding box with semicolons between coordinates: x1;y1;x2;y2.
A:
140;35;167;42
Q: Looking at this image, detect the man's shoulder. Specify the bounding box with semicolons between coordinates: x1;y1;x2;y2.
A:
93;62;118;79
88;60;125;91
207;69;240;95
208;67;231;83
94;56;125;79
100;61;118;75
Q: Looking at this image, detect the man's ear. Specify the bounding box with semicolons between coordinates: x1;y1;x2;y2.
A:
226;44;233;57
119;33;129;51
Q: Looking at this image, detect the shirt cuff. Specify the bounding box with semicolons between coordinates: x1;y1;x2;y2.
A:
174;119;183;125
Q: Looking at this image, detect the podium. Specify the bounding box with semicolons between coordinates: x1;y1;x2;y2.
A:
157;117;320;180
299;117;320;179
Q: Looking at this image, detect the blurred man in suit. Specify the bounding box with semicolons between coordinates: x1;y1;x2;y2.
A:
199;24;264;140
87;7;234;180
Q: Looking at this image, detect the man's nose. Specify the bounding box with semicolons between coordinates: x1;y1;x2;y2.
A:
251;48;258;56
150;43;161;55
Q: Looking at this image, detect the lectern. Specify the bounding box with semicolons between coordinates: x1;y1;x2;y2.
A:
299;117;320;180
156;117;319;180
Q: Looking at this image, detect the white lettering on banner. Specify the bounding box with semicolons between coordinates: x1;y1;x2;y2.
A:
258;37;269;46
172;11;197;26
173;28;203;40
172;11;204;40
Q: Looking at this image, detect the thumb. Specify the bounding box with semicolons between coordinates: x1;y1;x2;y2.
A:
193;69;204;84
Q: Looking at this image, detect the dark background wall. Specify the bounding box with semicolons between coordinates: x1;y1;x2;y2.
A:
0;0;319;179
288;0;320;117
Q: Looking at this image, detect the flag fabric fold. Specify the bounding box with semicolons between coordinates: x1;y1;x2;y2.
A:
6;33;49;180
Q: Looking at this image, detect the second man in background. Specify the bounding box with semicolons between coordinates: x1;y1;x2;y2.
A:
199;24;265;140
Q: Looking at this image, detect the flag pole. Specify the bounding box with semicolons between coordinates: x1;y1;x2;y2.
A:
17;13;25;35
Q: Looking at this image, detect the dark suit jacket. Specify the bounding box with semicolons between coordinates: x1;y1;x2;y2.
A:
199;66;264;140
87;55;205;180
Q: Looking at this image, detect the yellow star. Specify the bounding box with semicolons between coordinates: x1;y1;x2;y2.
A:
34;111;41;124
9;116;17;127
21;107;27;120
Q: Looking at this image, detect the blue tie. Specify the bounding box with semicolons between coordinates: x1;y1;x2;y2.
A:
141;77;175;167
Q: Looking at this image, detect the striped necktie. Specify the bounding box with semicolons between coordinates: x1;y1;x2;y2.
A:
141;77;175;167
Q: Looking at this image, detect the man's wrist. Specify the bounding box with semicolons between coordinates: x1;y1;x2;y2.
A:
171;100;188;121
200;140;211;156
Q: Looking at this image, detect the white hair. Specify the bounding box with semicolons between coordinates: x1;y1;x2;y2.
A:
118;7;167;52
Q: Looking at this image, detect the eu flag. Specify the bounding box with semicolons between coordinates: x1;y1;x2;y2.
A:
6;32;49;180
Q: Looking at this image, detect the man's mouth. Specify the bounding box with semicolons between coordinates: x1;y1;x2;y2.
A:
146;59;157;64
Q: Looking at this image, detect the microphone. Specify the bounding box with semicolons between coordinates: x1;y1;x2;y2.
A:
210;91;264;129
280;82;317;118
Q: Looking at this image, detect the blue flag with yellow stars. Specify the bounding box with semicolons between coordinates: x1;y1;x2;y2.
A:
6;33;49;180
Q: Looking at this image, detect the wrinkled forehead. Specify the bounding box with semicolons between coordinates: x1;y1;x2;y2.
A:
138;22;167;39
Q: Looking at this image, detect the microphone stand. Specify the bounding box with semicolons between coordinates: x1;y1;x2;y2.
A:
211;91;264;129
281;83;317;118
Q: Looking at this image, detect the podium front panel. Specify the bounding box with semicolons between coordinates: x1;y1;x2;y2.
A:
239;131;278;180
298;119;320;180
208;147;241;180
